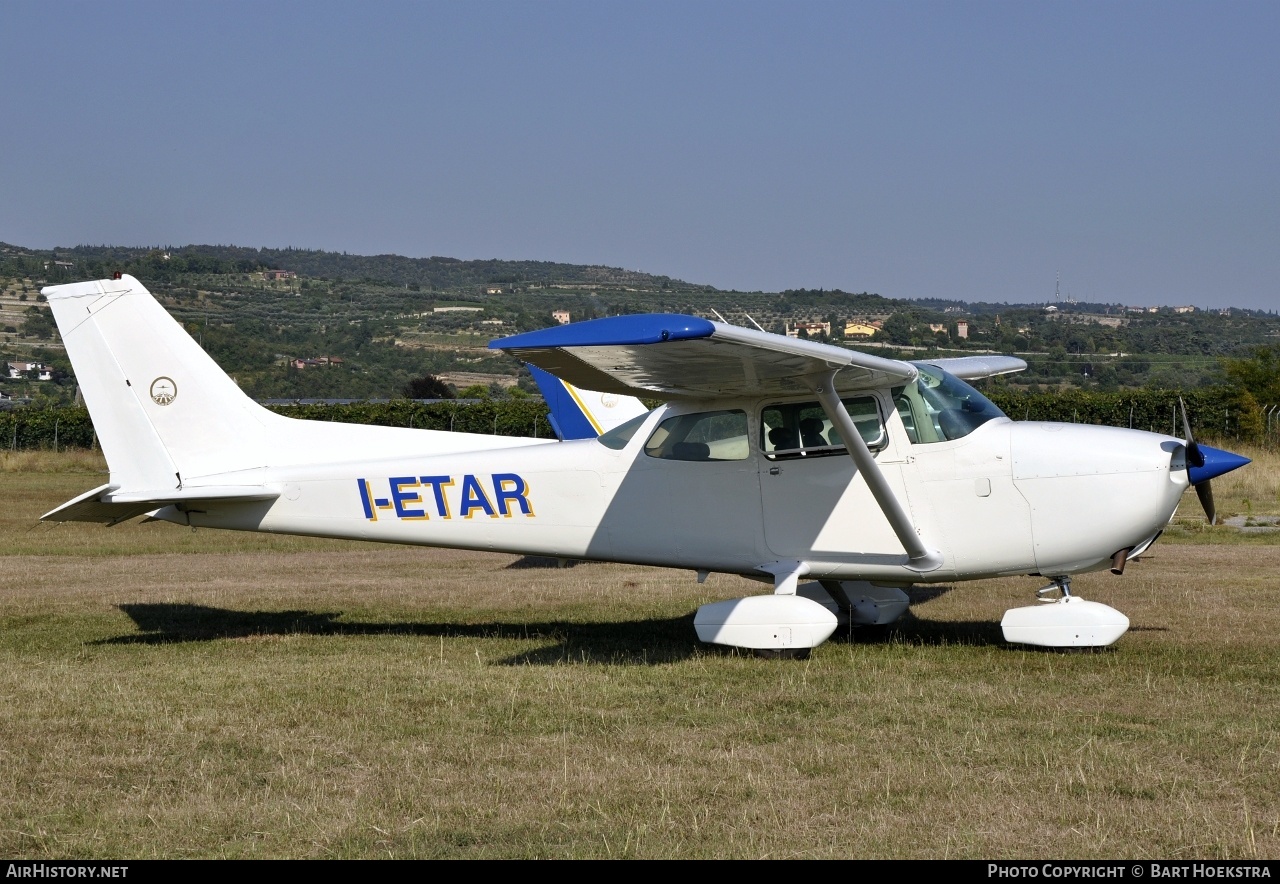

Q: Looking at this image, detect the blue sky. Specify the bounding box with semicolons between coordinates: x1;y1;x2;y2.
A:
2;1;1276;309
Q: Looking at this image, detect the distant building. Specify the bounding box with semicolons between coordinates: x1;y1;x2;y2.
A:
1043;305;1059;313
786;320;830;339
552;310;571;325
955;320;969;340
927;323;947;334
263;270;296;280
1173;305;1196;314
486;286;504;295
7;361;52;380
844;321;879;338
290;356;344;370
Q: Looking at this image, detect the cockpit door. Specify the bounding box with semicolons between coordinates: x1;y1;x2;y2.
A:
758;395;911;560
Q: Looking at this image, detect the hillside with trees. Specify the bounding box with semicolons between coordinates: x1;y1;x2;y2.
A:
2;242;1278;408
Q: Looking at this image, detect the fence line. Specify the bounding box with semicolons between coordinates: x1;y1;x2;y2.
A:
0;388;1266;451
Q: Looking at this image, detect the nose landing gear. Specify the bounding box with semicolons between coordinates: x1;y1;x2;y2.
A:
1001;576;1130;648
1036;576;1073;601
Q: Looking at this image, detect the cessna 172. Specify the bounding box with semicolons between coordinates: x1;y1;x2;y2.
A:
40;275;1250;654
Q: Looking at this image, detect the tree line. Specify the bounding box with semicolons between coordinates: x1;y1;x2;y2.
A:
2;386;1270;452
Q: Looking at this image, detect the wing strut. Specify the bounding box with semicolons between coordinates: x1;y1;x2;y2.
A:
811;371;942;572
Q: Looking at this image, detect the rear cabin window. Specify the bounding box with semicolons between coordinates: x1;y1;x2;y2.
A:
644;410;750;461
596;411;650;450
760;397;885;459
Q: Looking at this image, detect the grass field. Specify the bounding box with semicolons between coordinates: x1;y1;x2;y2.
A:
2;450;1278;859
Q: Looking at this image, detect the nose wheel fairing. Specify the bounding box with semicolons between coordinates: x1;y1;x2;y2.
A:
1001;577;1130;649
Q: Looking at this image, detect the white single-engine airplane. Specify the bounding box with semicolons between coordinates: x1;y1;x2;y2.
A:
41;275;1250;654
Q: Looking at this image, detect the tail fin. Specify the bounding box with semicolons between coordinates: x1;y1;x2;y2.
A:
42;275;549;523
43;275;276;490
526;364;649;440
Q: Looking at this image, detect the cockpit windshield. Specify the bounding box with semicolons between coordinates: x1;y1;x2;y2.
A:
893;363;1007;443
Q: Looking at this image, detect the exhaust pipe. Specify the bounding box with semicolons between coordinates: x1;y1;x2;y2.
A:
1110;548;1132;576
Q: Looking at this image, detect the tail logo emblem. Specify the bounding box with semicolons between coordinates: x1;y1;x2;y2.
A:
149;377;177;406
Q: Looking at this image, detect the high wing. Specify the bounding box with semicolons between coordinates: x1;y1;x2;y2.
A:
922;355;1026;380
491;314;917;400
494;313;942;572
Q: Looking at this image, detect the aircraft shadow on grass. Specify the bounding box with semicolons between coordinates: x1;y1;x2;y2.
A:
87;588;1059;664
506;555;582;569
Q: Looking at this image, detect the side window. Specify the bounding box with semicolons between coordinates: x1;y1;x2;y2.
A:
892;385;924;444
596;411;651;450
644;410;749;461
894;364;1007;444
760;397;884;459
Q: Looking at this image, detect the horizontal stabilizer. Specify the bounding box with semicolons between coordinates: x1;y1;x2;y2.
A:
43;483;279;525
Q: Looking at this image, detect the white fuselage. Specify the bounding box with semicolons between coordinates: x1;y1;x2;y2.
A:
163;394;1189;585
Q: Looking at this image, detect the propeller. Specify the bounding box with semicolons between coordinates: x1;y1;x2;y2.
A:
1179;397;1214;524
1179;397;1252;525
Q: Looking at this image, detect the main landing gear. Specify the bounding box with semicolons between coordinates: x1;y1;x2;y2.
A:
692;567;912;656
1000;576;1130;648
693;567;1131;655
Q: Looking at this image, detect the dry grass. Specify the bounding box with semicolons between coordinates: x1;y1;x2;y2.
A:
0;449;108;474
2;453;1278;858
1203;442;1280;515
1165;442;1280;541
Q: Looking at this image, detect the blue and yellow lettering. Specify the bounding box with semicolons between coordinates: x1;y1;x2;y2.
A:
390;477;428;519
459;474;498;519
492;473;534;517
420;476;454;519
360;473;533;521
357;479;376;521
